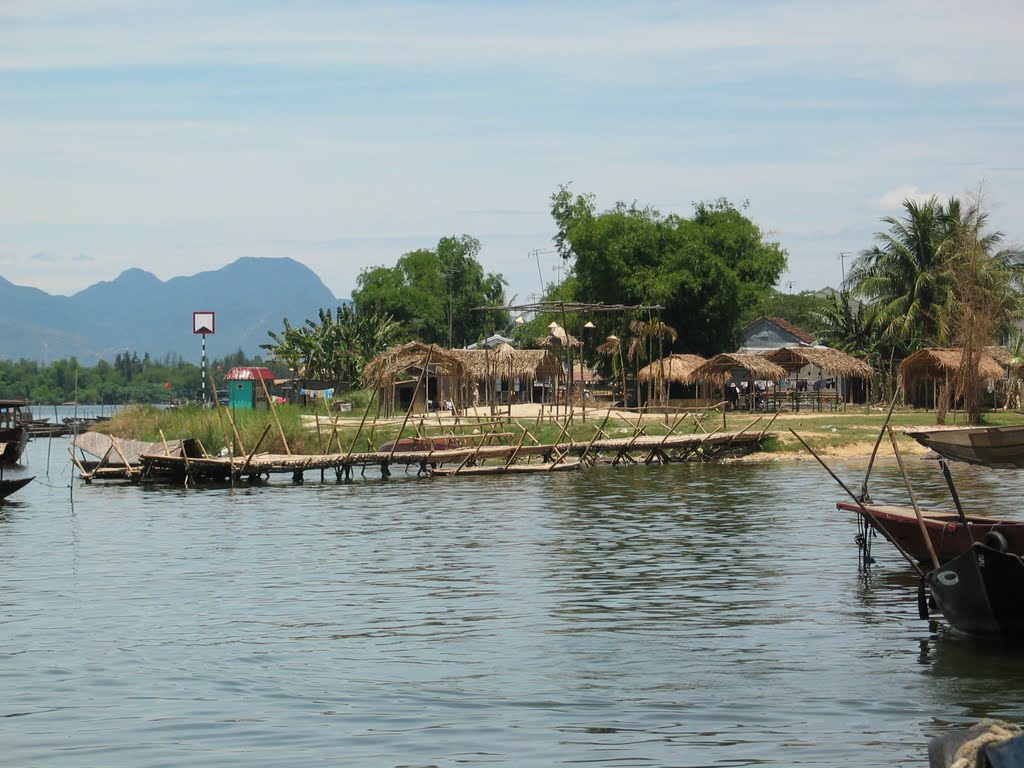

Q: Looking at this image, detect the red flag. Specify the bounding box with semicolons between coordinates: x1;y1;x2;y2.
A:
165;382;172;389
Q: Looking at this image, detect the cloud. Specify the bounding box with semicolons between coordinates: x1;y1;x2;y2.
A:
873;185;942;211
72;253;94;262
31;251;57;263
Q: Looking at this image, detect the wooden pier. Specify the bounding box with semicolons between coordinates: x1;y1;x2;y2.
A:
73;429;776;485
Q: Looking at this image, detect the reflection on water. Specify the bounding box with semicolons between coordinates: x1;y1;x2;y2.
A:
1;438;1023;766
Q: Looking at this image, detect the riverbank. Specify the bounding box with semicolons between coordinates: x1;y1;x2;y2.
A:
90;401;1024;462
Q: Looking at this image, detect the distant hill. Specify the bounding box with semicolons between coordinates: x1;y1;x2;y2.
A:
0;257;346;364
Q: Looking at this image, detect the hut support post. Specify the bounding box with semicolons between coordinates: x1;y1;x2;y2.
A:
388;347;434;462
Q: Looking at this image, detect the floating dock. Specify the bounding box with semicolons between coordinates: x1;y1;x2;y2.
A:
73;430;775;485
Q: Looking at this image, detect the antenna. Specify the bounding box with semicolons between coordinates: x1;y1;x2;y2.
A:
838;251;851;284
529;248;553;298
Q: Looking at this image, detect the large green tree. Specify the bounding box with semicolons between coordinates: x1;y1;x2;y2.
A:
550;187;787;354
352;235;507;347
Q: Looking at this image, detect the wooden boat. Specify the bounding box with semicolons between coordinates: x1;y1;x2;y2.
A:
904;424;1024;469
0;475;33;500
0;426;29;465
925;540;1024;637
836;501;1024;564
431;460;582;477
0;399;32;465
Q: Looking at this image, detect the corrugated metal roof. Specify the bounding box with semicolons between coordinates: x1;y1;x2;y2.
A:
224;367;276;381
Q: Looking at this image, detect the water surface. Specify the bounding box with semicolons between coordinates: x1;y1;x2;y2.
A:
4;435;1024;766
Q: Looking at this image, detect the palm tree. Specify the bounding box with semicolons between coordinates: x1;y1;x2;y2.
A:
847;196;956;347
596;334;628;405
627;317;678;406
944;196;1024;423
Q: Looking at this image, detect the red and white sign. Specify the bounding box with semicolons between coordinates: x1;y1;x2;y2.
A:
193;311;216;335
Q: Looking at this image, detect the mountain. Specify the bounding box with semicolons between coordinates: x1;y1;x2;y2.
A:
0;257;344;364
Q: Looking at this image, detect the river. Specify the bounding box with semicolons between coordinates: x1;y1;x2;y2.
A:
3;431;1024;766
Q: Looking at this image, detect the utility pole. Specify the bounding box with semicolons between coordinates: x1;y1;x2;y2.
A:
529;248;553;298
786;280;794;294
839;251;851;285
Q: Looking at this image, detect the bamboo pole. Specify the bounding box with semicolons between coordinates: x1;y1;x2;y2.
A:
210;377;236;458
343;382;380;462
222;404;246;456
388;347;434;462
886;426;940;571
789;428;924;576
503;426;530;469
861;387;900;501
107;435;133;470
236;424;273;481
450;426;497;474
755;407;783;441
938;459;975;547
580;410;613;466
258;374;290;455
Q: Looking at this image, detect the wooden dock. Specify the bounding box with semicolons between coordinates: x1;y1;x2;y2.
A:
74;430;775;485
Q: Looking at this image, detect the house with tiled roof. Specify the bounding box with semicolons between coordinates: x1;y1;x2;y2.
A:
738;316;816;354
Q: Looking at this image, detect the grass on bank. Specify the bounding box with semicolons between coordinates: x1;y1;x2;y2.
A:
94;401;1024;458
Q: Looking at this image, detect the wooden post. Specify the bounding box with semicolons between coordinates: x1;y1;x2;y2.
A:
388;346;433;462
210;377;235;457
886;426;940;571
236;424;273;481
258;373;290;455
221;403;246;456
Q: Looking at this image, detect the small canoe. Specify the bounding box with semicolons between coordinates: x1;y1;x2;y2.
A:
431;460;581;477
0;476;34;500
836;501;1024;564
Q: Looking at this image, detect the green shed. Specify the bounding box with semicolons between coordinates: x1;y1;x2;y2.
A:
223;367;275;410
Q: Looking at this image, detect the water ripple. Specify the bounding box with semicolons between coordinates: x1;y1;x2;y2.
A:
3;440;1023;765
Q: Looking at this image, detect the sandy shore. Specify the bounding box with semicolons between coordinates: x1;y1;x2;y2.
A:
409;402;935;461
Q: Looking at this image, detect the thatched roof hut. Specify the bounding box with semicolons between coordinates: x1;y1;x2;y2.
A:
637;354;710;384
447;347;562;381
899;348;1005;386
361;342;472;416
986;345;1014;368
536;323;582;349
690;353;787;383
762;346;873;379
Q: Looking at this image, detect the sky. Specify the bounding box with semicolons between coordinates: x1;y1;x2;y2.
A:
2;0;1023;309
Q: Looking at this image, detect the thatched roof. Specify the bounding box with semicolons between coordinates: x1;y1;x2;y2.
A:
361;342;467;387
762;346;873;379
637;354;710;384
536;323;582;349
447;347;562;380
986;345;1013;366
690;353;787;382
899;348;1005;384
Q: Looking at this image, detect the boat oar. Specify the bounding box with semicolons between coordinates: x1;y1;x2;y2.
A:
886;426;940;571
789;428;924;576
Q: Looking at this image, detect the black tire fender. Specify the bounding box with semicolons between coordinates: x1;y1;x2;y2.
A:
983;530;1009;554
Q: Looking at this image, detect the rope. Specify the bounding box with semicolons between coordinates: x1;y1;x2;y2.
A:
950;720;1022;768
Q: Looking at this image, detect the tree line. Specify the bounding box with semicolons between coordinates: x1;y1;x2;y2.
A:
13;184;1017;419
0;349;270;405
